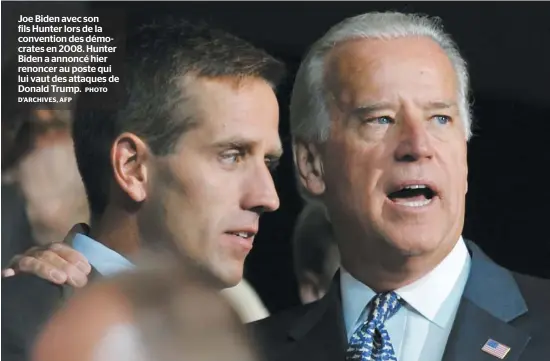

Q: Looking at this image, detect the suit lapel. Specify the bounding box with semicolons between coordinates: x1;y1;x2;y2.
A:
442;241;531;361
284;272;347;361
443;298;530;361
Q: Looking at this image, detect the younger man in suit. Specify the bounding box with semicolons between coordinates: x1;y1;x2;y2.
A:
2;17;284;361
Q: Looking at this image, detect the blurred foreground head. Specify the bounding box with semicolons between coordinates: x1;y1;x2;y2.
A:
33;251;259;361
74;17;285;287
2;106;89;245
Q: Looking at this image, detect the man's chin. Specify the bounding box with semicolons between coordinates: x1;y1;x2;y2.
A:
218;275;242;290
211;265;244;290
383;233;444;258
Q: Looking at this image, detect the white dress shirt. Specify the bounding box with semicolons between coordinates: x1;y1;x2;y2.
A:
341;237;471;361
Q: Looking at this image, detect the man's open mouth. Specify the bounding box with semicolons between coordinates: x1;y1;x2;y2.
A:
226;231;255;239
387;184;437;207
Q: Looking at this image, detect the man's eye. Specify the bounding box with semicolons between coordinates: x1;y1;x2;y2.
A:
364;116;394;125
433;115;452;125
220;151;243;164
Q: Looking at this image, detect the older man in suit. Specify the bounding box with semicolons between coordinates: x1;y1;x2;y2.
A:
249;11;550;361
5;11;550;361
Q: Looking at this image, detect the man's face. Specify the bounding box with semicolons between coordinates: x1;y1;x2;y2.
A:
310;37;468;261
142;77;281;288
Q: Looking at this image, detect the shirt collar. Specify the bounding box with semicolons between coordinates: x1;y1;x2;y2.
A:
341;266;377;337
341;237;470;331
72;233;134;276
395;237;470;326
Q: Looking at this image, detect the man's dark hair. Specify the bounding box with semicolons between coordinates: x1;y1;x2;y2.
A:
73;18;286;217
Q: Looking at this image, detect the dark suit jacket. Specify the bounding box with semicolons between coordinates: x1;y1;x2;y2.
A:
249;241;550;361
1;269;100;361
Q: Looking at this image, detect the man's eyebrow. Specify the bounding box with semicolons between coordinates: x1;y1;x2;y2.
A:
423;101;457;110
212;137;253;149
212;137;283;158
351;102;394;116
350;101;458;116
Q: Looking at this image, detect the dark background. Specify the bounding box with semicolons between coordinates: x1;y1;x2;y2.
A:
2;2;550;313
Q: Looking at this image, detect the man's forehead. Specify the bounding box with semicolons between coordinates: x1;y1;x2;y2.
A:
327;45;457;110
327;37;455;82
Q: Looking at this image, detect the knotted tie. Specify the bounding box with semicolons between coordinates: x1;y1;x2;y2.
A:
346;292;402;361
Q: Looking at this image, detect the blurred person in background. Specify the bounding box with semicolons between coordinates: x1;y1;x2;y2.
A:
292;203;339;304
1;103;89;266
32;252;259;361
10;109;90;246
2;17;282;361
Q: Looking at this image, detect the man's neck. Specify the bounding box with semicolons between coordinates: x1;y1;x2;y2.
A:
88;208;141;260
340;236;459;293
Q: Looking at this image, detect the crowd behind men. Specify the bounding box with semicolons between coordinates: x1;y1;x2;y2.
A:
2;10;549;361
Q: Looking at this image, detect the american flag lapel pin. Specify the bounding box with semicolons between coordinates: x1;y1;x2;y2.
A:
481;339;511;359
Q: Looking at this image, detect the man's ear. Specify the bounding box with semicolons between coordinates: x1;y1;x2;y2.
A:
294;139;326;196
299;271;327;304
111;133;150;203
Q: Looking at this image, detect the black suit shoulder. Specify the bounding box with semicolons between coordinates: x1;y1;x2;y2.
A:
251;300;315;329
248;301;316;347
2;274;66;361
513;272;550;312
511;272;550;341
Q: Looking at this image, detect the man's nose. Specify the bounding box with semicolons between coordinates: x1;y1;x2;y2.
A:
394;114;435;162
242;163;280;214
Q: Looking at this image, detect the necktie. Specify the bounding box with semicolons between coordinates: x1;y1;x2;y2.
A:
346;292;402;361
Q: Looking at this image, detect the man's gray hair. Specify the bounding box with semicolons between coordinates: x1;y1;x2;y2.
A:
290;11;473;144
